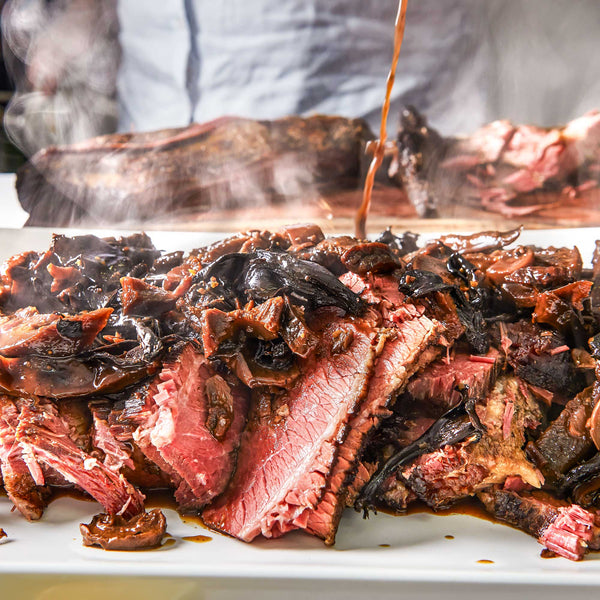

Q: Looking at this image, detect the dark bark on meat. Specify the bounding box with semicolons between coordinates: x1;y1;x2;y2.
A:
17;116;373;227
0;307;112;357
527;386;597;486
498;321;585;396
356;393;484;514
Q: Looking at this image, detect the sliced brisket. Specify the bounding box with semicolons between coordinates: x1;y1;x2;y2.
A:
131;343;249;509
305;275;443;543
202;313;380;542
0;395;46;520
16;398;145;518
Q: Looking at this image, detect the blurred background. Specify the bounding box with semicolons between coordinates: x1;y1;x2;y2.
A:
1;0;598;156
0;0;598;231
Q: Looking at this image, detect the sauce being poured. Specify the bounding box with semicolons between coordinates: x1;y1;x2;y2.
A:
355;0;408;239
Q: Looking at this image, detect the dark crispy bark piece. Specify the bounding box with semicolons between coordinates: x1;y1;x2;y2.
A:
479;488;600;561
527;386;596;486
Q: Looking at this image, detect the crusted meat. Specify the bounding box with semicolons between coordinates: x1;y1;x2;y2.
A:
397;376;543;510
0;226;600;562
305;275;443;543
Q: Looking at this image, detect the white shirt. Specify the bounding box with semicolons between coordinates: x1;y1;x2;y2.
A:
80;0;600;137
117;0;491;135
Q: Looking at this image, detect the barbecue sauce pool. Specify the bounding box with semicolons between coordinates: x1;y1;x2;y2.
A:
355;0;408;239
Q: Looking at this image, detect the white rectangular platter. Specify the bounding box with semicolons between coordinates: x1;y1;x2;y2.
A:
1;226;600;600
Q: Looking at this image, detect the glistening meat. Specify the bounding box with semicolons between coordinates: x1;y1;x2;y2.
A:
0;224;599;561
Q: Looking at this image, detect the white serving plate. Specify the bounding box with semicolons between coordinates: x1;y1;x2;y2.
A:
1;226;600;600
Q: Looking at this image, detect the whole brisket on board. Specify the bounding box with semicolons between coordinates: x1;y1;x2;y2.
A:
16;115;375;227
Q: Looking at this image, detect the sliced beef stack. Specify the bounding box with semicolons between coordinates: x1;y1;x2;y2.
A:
0;224;600;561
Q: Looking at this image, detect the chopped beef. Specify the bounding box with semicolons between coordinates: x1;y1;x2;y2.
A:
406;348;502;412
498;320;586;396
0;395;46;520
401;376;543;509
16;398;145;518
431;109;600;220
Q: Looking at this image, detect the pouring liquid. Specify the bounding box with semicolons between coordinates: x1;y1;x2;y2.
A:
355;0;408;239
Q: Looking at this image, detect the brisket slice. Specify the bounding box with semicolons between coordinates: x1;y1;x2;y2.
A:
304;293;443;543
202;313;380;542
478;488;600;561
131;343;249;509
400;376;543;510
89;400;172;490
0;395;46;520
16;398;144;518
407;348;502;412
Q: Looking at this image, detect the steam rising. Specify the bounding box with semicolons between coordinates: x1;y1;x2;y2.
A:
2;0;119;156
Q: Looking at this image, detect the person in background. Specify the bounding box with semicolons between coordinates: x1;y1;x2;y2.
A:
2;0;599;156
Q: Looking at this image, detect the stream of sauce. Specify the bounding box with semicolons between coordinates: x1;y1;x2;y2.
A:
355;0;408;239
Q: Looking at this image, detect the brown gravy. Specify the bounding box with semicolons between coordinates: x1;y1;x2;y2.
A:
183;534;212;544
355;0;408;239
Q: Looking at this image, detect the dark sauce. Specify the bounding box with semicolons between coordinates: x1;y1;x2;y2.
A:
445;535;455;540
355;0;408;239
401;498;497;524
540;549;558;559
144;488;209;528
49;487;95;504
379;543;391;548
183;534;212;544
